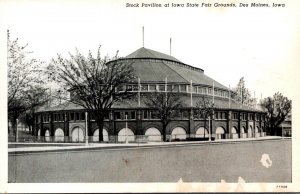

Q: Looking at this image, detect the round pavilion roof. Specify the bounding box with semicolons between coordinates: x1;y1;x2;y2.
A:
125;47;182;63
119;47;228;90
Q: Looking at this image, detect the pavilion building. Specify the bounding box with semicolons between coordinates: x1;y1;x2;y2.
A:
34;47;266;142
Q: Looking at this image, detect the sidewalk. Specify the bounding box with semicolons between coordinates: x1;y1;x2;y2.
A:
8;136;289;154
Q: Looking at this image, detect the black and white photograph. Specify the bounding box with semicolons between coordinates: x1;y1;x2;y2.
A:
0;0;299;192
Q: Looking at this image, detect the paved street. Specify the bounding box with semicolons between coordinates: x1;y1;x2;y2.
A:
8;139;291;183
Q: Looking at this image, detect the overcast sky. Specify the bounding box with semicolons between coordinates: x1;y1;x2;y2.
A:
1;0;300;100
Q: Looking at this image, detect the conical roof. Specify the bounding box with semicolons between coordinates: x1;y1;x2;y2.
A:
122;47;228;90
125;47;181;62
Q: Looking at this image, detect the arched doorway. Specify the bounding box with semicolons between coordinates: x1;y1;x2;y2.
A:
72;127;85;142
171;127;187;140
240;126;247;138
54;128;64;142
241;126;245;133
145;127;162;142
93;128;109;142
45;130;50;142
255;126;260;137
259;126;265;137
37;129;41;141
215;127;226;140
248;126;253;138
118;128;135;142
255;126;259;133
195;127;209;138
231;127;238;139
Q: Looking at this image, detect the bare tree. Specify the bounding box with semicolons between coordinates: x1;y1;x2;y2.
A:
144;92;182;142
260;92;291;135
48;46;135;141
195;96;214;139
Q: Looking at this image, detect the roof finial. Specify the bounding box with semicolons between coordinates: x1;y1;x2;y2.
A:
142;26;144;48
170;38;172;56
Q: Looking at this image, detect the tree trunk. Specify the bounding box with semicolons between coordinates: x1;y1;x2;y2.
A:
12;120;17;142
8;120;11;134
28;125;32;134
11;121;16;135
96;116;104;142
204;118;207;138
162;123;167;142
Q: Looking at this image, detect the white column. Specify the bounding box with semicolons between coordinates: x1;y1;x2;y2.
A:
138;77;141;107
208;116;211;141
190;80;193;107
16;119;19;143
212;81;215;104
85;112;88;146
165;77;168;106
125;115;128;144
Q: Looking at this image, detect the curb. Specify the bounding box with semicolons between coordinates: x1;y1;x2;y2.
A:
8;137;290;155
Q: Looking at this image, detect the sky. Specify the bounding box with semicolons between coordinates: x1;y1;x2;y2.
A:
1;0;300;100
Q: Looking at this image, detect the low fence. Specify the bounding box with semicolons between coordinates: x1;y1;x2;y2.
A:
9;132;268;143
9;135;157;143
